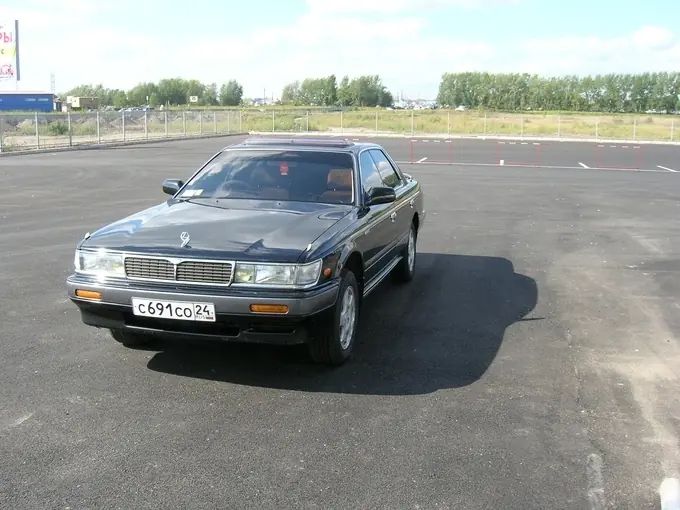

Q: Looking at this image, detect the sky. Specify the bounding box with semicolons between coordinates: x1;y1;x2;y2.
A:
3;0;680;99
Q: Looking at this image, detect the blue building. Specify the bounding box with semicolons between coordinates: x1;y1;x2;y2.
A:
0;92;55;112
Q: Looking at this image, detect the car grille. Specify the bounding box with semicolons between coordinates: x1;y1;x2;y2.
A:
124;256;234;285
125;257;175;280
177;261;233;285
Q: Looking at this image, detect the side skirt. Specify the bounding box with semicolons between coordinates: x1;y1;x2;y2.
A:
363;256;402;297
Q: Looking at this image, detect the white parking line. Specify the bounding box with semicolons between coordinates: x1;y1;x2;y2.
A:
657;165;678;172
660;478;679;510
500;159;505;166
579;162;590;169
416;157;428;163
521;142;528;145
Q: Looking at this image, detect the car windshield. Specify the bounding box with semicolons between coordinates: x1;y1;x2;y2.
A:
179;149;355;205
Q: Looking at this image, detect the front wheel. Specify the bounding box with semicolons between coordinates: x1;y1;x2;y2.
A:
308;270;359;365
393;224;417;282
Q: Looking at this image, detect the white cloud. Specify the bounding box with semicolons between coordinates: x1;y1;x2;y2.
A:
518;27;679;76
632;25;674;50
4;2;678;100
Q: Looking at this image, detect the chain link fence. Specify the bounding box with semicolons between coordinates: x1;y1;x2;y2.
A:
0;109;676;152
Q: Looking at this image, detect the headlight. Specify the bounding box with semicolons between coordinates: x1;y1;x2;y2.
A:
75;249;125;277
233;260;322;288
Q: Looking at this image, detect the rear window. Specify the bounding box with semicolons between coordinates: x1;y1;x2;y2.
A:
180;150;355;205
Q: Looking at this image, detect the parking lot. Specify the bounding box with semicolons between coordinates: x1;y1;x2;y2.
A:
1;135;679;508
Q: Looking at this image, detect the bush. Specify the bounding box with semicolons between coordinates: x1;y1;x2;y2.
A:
48;122;69;136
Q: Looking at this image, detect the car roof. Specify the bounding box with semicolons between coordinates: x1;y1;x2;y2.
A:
226;137;381;154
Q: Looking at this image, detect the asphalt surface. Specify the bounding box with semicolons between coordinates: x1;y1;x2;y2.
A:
1;135;679;509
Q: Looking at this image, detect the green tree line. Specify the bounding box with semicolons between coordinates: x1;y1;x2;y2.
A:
437;72;680;113
281;75;393;107
63;79;244;108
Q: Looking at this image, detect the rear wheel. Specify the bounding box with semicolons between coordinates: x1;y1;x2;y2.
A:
110;329;154;348
394;223;417;282
308;270;359;365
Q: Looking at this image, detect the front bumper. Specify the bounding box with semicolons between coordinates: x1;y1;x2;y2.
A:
67;274;339;344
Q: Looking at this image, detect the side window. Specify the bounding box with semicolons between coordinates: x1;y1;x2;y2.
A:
369;150;402;189
359;151;385;194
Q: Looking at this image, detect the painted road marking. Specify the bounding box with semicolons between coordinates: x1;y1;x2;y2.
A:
433;140;441;143
657;165;678;172
533;142;541;145
660;478;680;510
498;141;506;144
444;140;452;143
416;157;428;163
579;162;590;168
396;160;670;173
521;142;528;145
598;144;605;147
587;453;606;510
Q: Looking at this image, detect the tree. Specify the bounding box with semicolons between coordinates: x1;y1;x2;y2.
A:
281;81;301;104
220;80;243;106
128;82;158;106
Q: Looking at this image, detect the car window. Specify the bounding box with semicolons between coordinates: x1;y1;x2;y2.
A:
359;150;385;193
369;150;402;189
179;150;355;205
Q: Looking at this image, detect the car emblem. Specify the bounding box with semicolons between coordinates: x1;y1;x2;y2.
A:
180;231;191;248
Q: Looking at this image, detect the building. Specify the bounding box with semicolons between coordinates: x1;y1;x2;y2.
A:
0;91;55;112
65;96;98;111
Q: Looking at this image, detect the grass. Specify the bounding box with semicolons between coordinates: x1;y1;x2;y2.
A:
1;109;677;151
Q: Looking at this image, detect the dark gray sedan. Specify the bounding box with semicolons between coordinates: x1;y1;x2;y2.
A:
67;138;425;364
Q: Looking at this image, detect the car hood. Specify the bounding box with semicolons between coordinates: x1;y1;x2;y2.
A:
83;199;351;263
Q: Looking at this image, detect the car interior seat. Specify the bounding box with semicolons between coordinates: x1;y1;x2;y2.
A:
319;168;353;204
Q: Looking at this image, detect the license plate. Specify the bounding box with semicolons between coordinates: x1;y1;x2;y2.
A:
131;298;216;322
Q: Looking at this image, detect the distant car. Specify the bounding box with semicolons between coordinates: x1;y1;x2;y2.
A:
67;138;425;365
455;105;467;112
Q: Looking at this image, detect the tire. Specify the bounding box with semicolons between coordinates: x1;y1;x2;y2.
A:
110;329;154;348
394;223;417;282
308;270;359;365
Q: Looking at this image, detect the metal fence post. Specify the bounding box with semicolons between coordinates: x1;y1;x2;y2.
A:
213;111;217;134
227;111;230;133
239;110;242;132
272;110;275;132
411;109;414;136
199;111;203;135
96;111;101;144
595;119;599;140
340;110;343;134
306;111;309;132
182;111;186;136
483;112;487;136
671;120;675;142
68;111;73;146
121;110;125;142
375;110;378;135
144;111;148;140
164;111;168;137
447;110;450;137
557;115;561;137
520;116;524;137
35;112;40;149
633;118;637;140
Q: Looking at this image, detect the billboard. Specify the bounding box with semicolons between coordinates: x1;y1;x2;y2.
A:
0;20;19;82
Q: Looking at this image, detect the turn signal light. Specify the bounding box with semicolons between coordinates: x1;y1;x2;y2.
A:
249;304;289;314
75;289;102;300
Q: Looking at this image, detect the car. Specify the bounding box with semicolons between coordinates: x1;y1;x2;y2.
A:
67;138;425;365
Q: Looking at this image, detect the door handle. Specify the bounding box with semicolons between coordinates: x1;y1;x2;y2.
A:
390;212;397;222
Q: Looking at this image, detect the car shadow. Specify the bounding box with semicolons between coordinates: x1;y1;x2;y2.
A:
146;253;538;395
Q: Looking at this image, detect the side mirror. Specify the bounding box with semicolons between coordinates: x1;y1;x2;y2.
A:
162;178;184;196
367;186;396;206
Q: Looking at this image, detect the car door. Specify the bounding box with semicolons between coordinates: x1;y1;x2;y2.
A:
355;149;397;284
368;149;412;259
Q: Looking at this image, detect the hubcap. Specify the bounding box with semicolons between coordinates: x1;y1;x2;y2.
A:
339;286;356;350
407;229;416;271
